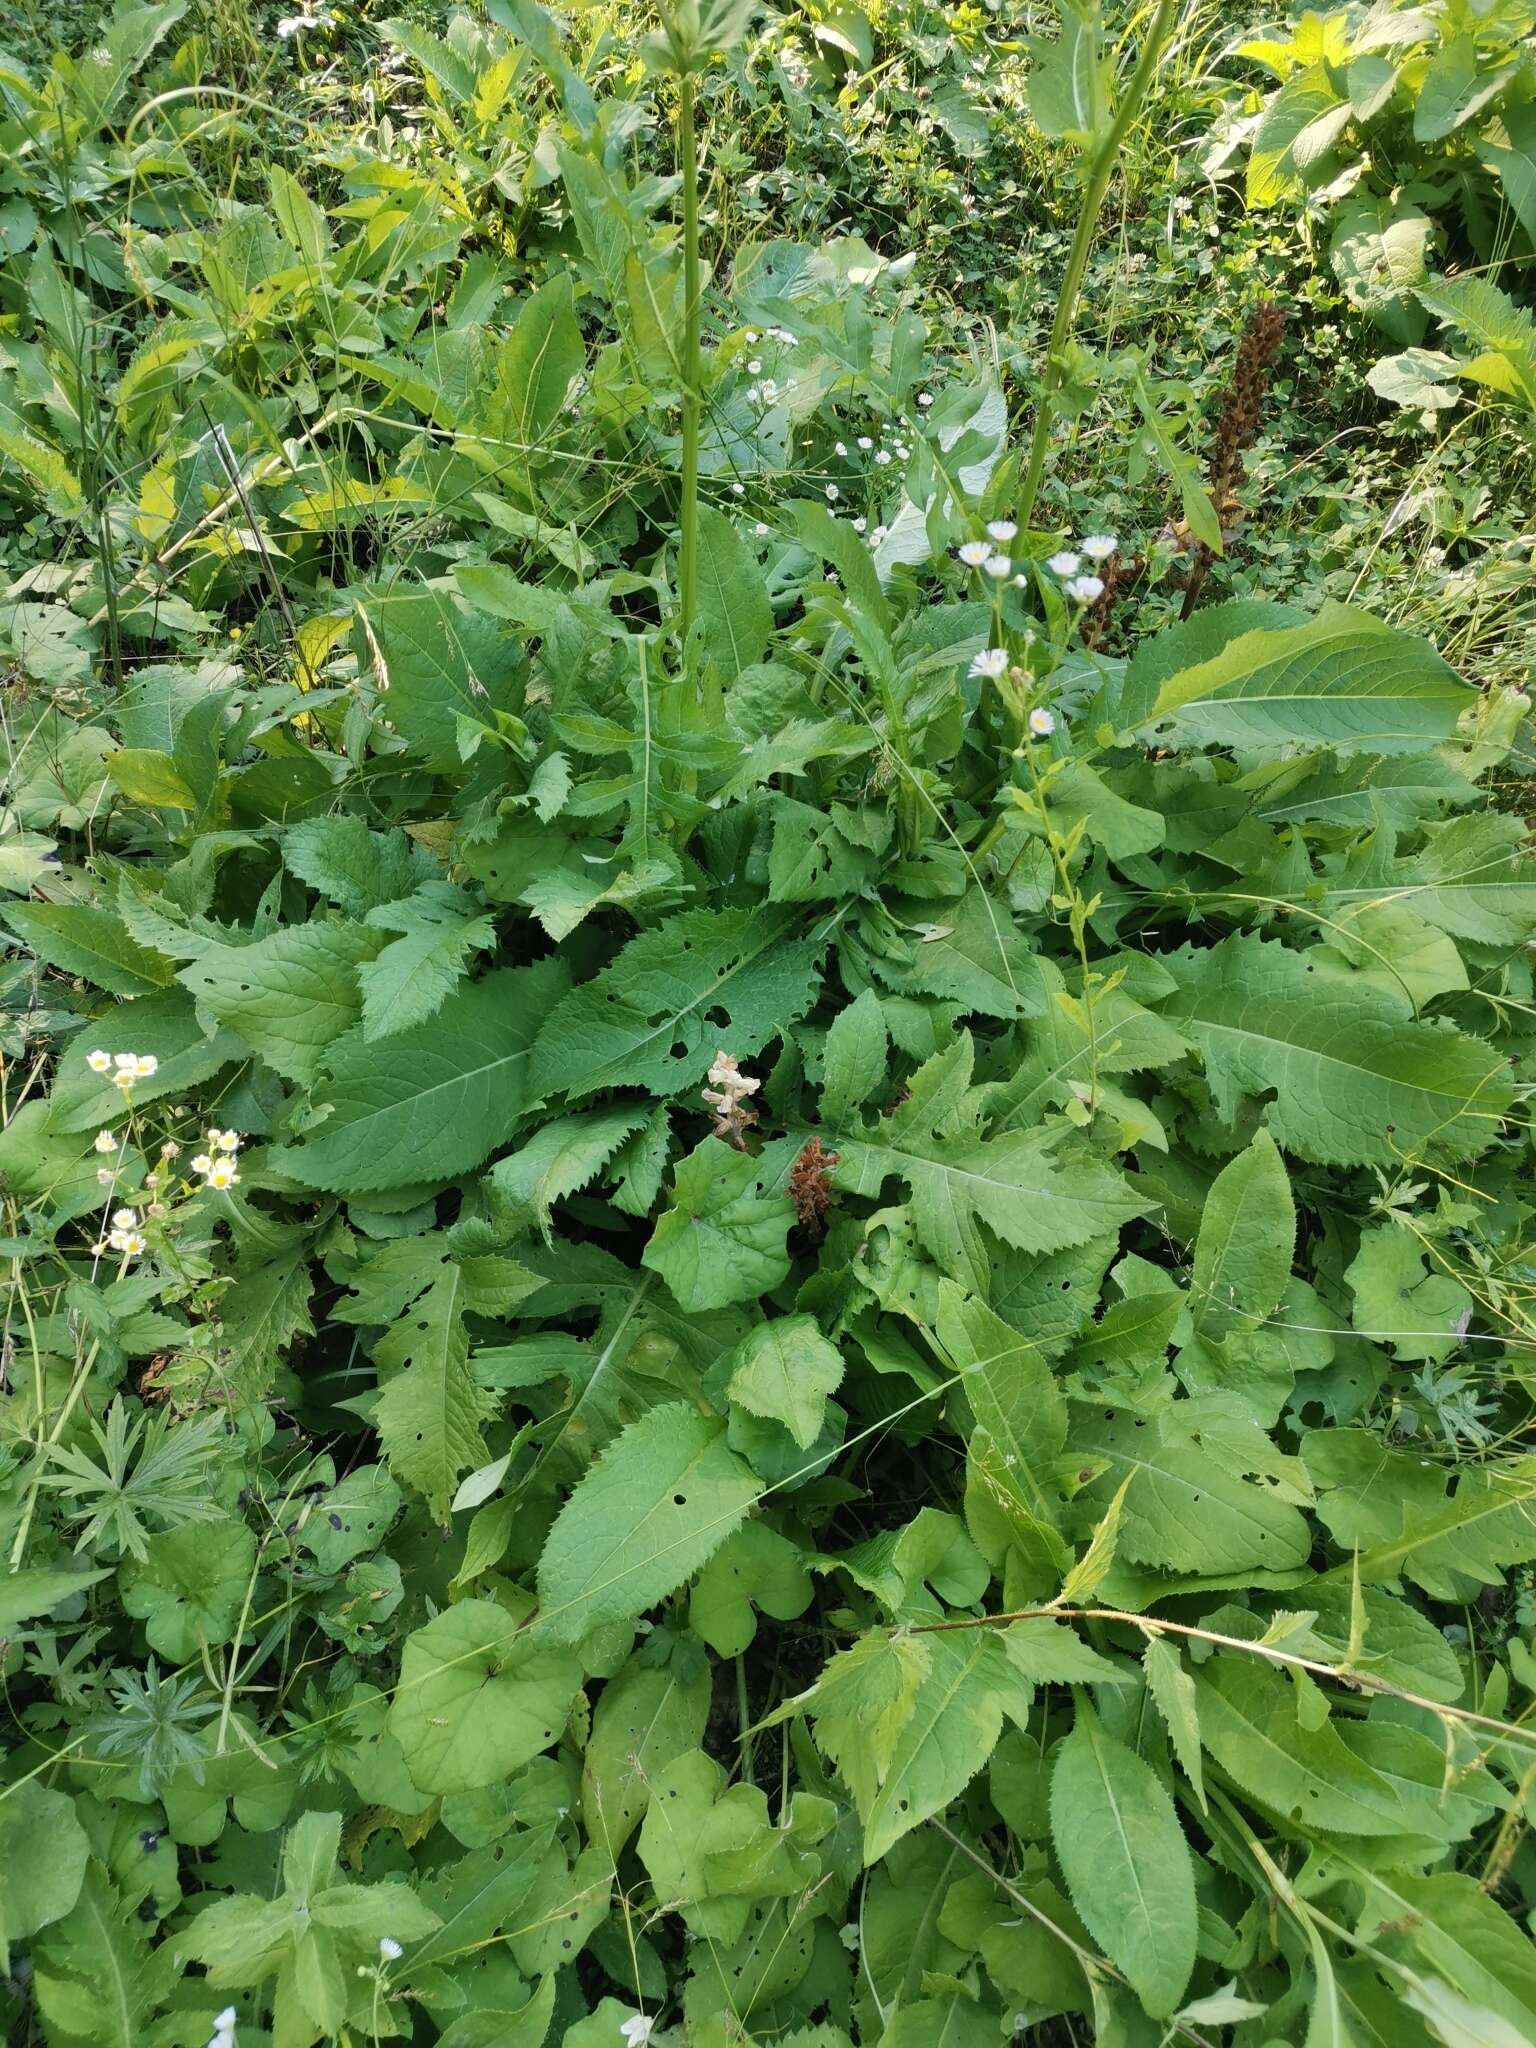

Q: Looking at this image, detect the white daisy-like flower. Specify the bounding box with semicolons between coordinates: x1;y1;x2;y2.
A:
746;358;762;374
1066;574;1105;602
745;330;759;344
970;648;1009;678
113;1070;137;1094
754;522;769;537
123;1232;147;1256
759;379;779;403
111;1208;139;1231
869;524;887;545
86;1049;112;1074
619;2018;656;2048
215;1131;240;1152
162;1140;182;1159
96;1167;116;1186
1047;551;1081;578
205;1158;240;1191
93;1131;117;1154
1028;707;1057;736
114;1052;136;1071
983;555;1012;579
851;517;867;533
917;392;933;408
1081;533;1118;560
874;449;892;465
957;540;992;567
987;519;1018;543
825;483;839;500
134;1054;158;1078
379;1937;403;1961
191;1154;214;1176
835;441;847;456
857;435;873;450
894;443;910;458
730;481;744;496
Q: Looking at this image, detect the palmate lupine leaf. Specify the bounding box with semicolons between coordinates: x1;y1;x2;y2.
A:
1159;934;1511;1166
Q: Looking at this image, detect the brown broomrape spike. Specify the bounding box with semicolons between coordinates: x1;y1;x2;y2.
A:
1179;301;1287;621
790;1138;839;1238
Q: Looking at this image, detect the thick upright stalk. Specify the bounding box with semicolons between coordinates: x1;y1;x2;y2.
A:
677;71;702;663
1015;0;1178;538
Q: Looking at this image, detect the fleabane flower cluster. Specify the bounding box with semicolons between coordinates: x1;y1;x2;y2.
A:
86;1047;158;1092
1047;532;1118;604
191;1129;242;1191
702;1051;760;1148
96;1208;148;1259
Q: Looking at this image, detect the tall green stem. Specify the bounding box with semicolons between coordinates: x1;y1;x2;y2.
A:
1015;0;1178;538
677;70;702;664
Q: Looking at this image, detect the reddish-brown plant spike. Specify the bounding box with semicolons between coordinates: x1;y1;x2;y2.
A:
790;1138;840;1238
1180;301;1287;621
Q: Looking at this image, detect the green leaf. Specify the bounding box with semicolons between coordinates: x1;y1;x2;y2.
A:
580;1659;711;1857
819;986;889;1126
642;1139;794;1312
178;922;383;1083
487;1105;649;1241
0;1782;89;1970
389;1600;582;1792
535;1402;759;1644
274;962;562;1191
1143;1636;1206;1813
488;274;584;478
1074;1405;1311;1577
696;503;772;678
1161;934;1511;1167
725;1314;844;1449
1346;1224;1472;1365
832;1036;1143;1292
688;1519;813;1655
353;588;525;770
768;1628;1021;1861
106;748;200;809
531;908;824;1103
1192;1656;1406;1834
1028;0;1108;147
373;1264;495;1520
120;1519;257;1661
358;883;495;1040
1140;602;1469;755
283;814;437;914
1247;64;1352;204
1189;1129;1295;1342
1050;1708;1197;2018
2;903;173;996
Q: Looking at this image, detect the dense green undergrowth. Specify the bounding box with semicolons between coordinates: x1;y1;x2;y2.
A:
4;2;1536;2044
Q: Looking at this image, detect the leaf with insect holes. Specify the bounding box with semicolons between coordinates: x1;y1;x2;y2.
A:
535;1403;759;1645
532;908;825;1103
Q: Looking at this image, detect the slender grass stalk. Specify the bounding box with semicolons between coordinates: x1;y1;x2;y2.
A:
676;70;703;666
1014;0;1178;539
